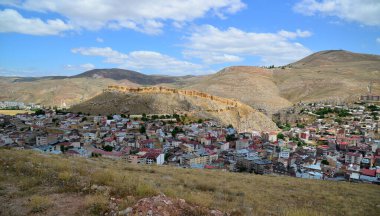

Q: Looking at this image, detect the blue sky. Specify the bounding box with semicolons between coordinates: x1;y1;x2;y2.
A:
0;0;379;77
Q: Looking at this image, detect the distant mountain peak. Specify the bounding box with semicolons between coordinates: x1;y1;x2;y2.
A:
71;68;182;85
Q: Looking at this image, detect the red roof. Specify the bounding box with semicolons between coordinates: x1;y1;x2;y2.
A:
347;152;361;157
361;169;376;177
204;165;217;169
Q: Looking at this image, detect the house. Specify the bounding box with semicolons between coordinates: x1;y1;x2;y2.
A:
83;133;96;142
252;159;273;174
180;143;194;153
236;139;249;150
269;132;278;143
360;169;377;182
127;155;139;164
200;137;212;146
345;152;363;165
216;142;229;151
316;145;329;158
145;152;165;165
36;136;48;146
279;147;290;159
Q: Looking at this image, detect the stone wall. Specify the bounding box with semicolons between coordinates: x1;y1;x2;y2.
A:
105;85;245;109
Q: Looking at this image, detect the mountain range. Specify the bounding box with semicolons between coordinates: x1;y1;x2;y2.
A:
1;50;379;130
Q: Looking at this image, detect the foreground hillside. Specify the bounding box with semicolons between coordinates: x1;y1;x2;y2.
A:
70;88;278;132
0;149;379;216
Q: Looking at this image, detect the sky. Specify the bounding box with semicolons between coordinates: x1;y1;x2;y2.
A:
0;0;379;77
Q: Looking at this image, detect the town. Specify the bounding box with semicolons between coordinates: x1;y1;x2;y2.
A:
1;101;379;184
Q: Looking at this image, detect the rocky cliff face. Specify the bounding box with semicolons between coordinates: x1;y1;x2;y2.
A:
72;85;278;132
106;85;242;108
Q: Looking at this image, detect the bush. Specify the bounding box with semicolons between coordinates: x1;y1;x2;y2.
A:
84;194;109;215
29;195;52;213
136;183;157;197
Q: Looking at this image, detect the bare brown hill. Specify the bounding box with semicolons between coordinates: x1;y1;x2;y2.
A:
70;86;278;132
274;50;380;103
0;69;192;107
178;50;380;113
180;66;292;114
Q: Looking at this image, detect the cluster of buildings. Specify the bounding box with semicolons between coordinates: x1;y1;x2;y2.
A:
0;101;41;110
1;102;379;184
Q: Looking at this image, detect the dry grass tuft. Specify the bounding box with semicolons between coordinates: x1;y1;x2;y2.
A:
28;195;52;213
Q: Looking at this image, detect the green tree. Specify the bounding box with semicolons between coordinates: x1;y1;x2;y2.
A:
34;109;45;116
103;145;113;152
171;126;183;137
321;159;329;165
277;133;285;140
140;125;146;134
60;145;65;153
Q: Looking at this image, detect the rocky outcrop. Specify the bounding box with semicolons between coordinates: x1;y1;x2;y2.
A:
119;194;225;216
105;85;242;108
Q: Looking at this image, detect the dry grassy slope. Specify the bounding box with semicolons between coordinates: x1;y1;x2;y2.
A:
274;50;380;103
182;50;380;113
1;149;379;216
70;91;278;132
0;77;136;107
182;66;292;114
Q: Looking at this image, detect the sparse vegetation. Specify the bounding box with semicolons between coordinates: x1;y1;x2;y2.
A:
1;149;378;215
28;195;53;213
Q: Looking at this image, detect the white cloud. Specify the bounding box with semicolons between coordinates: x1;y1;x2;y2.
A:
71;47;128;64
64;63;95;71
183;50;243;64
278;29;312;39
183;25;312;66
376;37;380;44
294;0;380;26
72;47;203;75
0;9;72;35
96;37;104;43
1;0;246;35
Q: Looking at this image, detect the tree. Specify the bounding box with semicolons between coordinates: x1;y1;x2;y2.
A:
277;133;285;140
171;126;183;137
60;145;65;153
140;125;146;134
226;134;237;142
34;109;45;116
321;159;329;165
103;145;113;152
197;119;203;124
